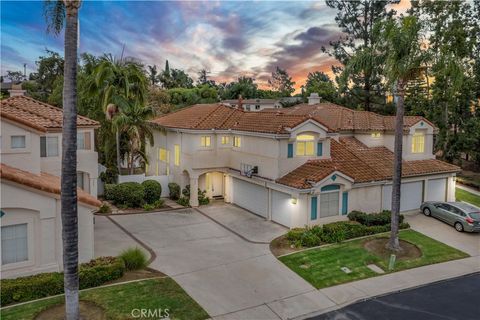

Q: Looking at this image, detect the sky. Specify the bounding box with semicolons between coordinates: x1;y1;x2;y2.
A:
1;0;410;91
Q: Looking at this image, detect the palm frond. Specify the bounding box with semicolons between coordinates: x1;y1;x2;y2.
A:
44;0;65;35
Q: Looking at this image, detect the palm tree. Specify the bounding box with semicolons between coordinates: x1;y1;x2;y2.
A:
112;99;154;174
382;16;425;251
147;64;159;86
44;0;82;318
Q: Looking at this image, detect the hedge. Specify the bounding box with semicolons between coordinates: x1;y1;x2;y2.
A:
141;180;162;204
168;182;181;200
1;256;125;306
106;182;145;208
347;210;405;226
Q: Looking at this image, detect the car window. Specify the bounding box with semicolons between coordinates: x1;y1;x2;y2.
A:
439;204;451;211
468;212;480;220
450;206;464;216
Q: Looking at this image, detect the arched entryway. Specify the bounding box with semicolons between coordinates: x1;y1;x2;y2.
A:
199;171;225;200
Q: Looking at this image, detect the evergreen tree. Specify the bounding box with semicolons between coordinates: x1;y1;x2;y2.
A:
268;66;295;96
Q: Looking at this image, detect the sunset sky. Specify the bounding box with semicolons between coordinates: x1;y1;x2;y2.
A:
1;1;410;91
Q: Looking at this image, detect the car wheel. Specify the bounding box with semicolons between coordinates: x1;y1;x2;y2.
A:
454;222;464;232
423;207;431;217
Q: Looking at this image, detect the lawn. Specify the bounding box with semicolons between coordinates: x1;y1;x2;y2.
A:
456;188;480;208
279;230;469;289
0;278;209;320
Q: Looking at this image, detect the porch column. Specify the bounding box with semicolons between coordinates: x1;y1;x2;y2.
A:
190;177;199;207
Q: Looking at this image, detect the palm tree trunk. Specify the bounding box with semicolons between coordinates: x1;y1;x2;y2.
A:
389;79;406;252
61;1;81;319
116;129;121;176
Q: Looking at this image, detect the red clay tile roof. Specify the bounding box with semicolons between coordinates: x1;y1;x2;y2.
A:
276;137;460;189
1;96;99;132
151;102;433;134
0;163;101;207
150;104;313;134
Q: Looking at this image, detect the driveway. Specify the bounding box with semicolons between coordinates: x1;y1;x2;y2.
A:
95;203;324;318
405;212;480;257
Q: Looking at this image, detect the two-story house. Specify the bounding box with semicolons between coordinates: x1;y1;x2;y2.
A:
0;94;101;278
147;94;459;228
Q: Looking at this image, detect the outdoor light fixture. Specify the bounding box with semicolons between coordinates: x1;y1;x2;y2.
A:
291;197;297;205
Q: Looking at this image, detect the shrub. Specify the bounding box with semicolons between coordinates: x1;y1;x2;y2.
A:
347;210;404;226
321;222;348;243
300;230;321;247
1;257;124;306
104;184;116;201
153;199;165;208
141;180;162;204
286;228;304;242
110;182;145;208
97;203;111;214
143;203;155;211
198;189;210;205
177;196;189;207
119;247;148;271
168;182;181;200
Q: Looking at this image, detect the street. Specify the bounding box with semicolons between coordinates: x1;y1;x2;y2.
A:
309;273;480;320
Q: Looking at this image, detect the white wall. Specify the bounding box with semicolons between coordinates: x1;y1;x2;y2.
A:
349;185;383;213
1;182;94;279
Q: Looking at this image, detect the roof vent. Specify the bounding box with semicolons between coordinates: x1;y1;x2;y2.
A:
308;93;321;105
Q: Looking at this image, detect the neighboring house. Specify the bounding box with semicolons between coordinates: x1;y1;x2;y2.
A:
0;93;101;278
147;94;460;228
222;98;282;111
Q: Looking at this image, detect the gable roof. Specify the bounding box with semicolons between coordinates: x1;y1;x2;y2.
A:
150;102;434;135
276;137;460;189
0;163;101;207
1;96;99;132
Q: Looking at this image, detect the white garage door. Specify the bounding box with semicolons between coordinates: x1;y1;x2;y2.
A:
426;178;447;202
232;178;267;217
382;181;423;212
271;190;291;227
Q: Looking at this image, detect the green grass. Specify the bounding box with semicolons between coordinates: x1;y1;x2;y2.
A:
1;278;209;320
279;230;469;289
456;188;480;207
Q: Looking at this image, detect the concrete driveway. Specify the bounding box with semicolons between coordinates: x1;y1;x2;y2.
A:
95;203;327;318
405;212;480;257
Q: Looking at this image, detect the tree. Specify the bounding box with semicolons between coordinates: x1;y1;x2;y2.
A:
147;86;173;115
268;66;295;96
381;16;425;251
324;0;398;111
303;71;338;103
30;50;65;98
147;65;159;86
44;0;82;318
112;100;154;174
220;76;258;99
5;70;25;83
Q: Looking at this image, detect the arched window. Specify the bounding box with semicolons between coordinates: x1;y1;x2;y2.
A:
296;134;315;156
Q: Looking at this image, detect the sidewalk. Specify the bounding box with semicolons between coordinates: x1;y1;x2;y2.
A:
457;184;480;197
213;256;479;320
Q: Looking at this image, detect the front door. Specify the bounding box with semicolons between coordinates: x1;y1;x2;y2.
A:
206;172;223;198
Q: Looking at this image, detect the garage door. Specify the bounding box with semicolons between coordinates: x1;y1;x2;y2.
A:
426;178;447;202
382;181;423;212
271;190;291;227
232;178;267;217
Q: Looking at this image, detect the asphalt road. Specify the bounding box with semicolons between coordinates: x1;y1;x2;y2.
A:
309;273;480;320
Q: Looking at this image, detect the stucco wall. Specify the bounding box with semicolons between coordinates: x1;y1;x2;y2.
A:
348;185;383;213
1;182;94;279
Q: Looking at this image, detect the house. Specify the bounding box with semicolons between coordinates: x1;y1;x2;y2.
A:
146;94;460;228
222;98;282;111
0;94;101;278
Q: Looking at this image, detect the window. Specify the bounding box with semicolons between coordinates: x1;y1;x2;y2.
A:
2;224;28;265
40;136;59;157
77;172;85;190
11;135;26;149
296;134;314;156
174;144;180;166
233;136;241;147
255;105;260;110
159;148;167;161
77;132;91;150
320;191;340;217
371;132;381;138
411;131;425;153
200;136;211;147
221;136;230;145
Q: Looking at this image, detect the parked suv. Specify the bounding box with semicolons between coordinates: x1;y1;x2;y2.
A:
420;201;480;232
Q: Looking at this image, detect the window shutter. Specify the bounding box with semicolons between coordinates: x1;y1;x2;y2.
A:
310;196;318;220
287;143;293;158
84;132;91;150
342;192;349;215
40;137;47;157
317;142;323;156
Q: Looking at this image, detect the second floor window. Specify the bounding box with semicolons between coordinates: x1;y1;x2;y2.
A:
40;136;59;157
296;134;314;156
221;136;230;145
77;132;91;150
411;131;425;153
201;136;211;147
233;136;241;147
174;144;180;166
11;135;26;149
159;148;168;162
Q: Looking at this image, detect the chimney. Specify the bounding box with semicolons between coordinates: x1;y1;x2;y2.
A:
8;83;26;97
237;94;244;111
308;93;320;105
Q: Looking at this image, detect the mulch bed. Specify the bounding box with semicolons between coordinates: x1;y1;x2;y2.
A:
270;235;306;257
363;238;422;260
35;300;106;320
95;200;175;215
